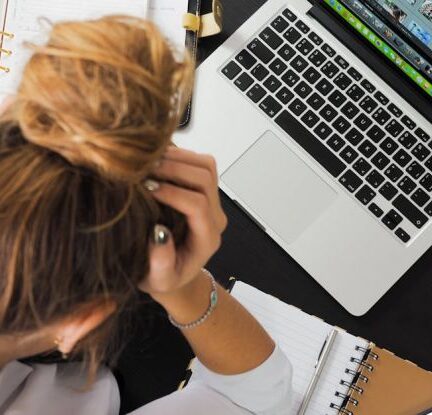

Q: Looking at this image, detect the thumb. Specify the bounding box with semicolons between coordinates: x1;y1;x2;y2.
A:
138;224;177;294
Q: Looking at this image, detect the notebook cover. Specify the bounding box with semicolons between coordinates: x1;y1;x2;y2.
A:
345;345;432;414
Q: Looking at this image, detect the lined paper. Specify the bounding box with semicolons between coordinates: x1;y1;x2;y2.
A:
231;282;369;414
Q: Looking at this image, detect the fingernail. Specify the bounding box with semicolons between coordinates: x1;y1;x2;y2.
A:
145;179;160;192
153;224;170;245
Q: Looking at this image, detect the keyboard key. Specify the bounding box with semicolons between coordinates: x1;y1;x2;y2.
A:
269;58;288;75
309;50;327;67
374;91;389;105
388;103;402;118
308;32;323;45
398;176;416;194
346;128;364;146
353;157;372;176
234;72;254;91
321;61;340;79
275;110;347;177
295;20;310;34
354;114;373;131
251;63;270;81
398;131;417;149
393;149;412;167
278;44;296;61
296;38;314;56
341;102;360;119
369;203;384;217
320;104;338;122
359;96;378;114
426;157;432;171
291;55;309;73
284;27;302;44
373;108;391;124
315;78;334;96
358;139;377;157
282;69;300;87
259;27;283;49
415;127;430;143
301;110;320;128
393;194;428;228
332;116;351;134
282;9;297;22
406;161;425;180
395;228;410;243
259;96;282;118
263;75;282;93
346;85;365;101
382;209;403;230
425;201;432;216
356;184;376;205
236;50;257;69
328;134;346;151
288;98;307;116
412;143;431;162
295;81;313;98
303;67;321;84
347;67;362;81
367;125;386;143
411;188;430;207
360;79;376;93
371;151;390;170
379;182;398;201
385;164;403;182
307;93;326;110
314;121;333;140
328;90;347;108
366;169;385;188
222;61;242;80
401;115;416;130
276;87;294;105
340;145;359;164
334;55;349;69
385;119;404;137
340;170;363;192
420;173;432;191
380;137;398;155
247;84;267;103
322;43;336;57
334;73;353;90
248;38;275;64
271;15;289;33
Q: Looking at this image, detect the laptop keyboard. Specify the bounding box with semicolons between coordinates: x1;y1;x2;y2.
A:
221;7;432;244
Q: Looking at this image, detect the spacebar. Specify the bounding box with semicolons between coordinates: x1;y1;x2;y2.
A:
275;110;346;178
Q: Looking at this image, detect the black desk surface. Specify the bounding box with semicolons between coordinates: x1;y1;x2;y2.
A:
117;1;432;412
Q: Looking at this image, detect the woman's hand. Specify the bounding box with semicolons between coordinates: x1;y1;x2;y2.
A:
138;146;227;303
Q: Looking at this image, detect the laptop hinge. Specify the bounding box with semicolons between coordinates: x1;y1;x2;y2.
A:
306;3;432;123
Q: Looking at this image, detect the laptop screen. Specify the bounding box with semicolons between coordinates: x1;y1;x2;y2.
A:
322;0;432;97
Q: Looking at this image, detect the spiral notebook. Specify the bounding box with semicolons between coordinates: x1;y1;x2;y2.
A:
186;281;432;414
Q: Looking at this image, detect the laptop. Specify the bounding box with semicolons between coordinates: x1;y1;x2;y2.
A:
174;0;432;315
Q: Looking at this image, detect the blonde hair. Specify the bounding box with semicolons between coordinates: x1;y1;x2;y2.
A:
0;16;192;380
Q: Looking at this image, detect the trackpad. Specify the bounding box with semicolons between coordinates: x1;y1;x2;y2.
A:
221;131;337;244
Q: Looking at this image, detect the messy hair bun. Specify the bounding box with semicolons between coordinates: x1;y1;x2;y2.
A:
12;16;193;182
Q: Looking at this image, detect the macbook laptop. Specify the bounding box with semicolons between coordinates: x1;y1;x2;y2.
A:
174;0;432;315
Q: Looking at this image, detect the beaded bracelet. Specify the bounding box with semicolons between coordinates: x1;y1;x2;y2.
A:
168;269;218;330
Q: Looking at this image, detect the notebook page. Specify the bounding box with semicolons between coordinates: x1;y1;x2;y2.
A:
232;282;369;414
0;0;149;95
147;0;188;52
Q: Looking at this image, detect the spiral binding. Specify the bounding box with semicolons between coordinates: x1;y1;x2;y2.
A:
330;345;379;414
0;30;14;73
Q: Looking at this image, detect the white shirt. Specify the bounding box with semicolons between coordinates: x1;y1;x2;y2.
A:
0;345;292;415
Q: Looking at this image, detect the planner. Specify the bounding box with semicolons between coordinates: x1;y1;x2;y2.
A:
186;280;432;414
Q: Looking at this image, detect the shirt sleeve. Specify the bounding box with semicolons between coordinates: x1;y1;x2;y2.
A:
128;344;293;415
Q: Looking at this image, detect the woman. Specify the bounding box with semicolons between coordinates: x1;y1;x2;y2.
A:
0;16;292;415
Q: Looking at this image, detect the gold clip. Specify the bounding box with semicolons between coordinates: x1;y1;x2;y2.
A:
0;31;14;39
199;0;223;38
0;48;11;56
0;65;10;73
183;13;201;33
